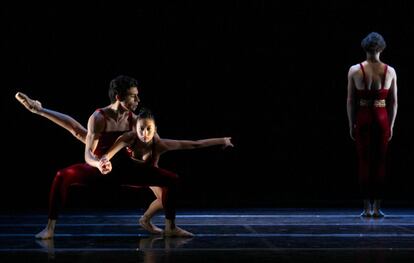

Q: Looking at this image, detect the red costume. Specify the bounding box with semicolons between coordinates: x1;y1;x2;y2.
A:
355;63;390;199
48;109;178;220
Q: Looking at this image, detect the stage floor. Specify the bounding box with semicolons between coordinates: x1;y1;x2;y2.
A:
1;208;413;262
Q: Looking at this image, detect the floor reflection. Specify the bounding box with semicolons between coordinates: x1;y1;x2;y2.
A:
1;208;414;262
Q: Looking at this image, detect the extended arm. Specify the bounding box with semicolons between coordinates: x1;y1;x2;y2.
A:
159;137;233;153
104;132;135;160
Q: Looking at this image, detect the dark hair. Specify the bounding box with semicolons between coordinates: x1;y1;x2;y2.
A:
361;32;386;53
108;75;139;103
137;107;155;121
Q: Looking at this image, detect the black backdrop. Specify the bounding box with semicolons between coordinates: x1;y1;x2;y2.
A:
2;1;413;210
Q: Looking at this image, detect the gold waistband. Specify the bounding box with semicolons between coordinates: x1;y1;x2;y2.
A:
359;99;386;107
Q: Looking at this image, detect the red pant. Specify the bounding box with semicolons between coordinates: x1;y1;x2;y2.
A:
48;160;179;219
355;107;389;199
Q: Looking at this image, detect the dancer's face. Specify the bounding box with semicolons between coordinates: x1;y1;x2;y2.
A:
136;118;156;143
121;87;140;112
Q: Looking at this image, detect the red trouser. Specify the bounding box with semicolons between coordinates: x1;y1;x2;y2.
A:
355;107;389;199
48;160;179;220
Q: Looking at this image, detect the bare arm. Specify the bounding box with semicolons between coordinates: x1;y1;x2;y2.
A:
158;137;233;153
387;67;398;140
95;132;136;174
104;131;135;160
347;66;358;141
84;111;106;168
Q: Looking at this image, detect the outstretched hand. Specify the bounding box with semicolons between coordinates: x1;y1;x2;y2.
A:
223;137;234;149
98;155;112;175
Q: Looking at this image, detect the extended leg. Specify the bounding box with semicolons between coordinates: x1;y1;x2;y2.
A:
15;92;87;143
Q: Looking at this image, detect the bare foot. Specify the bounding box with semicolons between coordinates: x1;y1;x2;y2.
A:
139;216;163;234
360;210;371;217
164;226;194;238
372;210;385;218
35;228;54;240
15;92;43;113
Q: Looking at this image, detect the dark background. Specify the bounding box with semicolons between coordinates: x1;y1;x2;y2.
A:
2;1;413;211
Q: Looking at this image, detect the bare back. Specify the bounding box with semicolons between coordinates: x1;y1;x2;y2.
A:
349;61;396;91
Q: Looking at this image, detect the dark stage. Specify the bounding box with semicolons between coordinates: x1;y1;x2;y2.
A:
2;1;414;262
1;209;414;262
3;0;414;210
